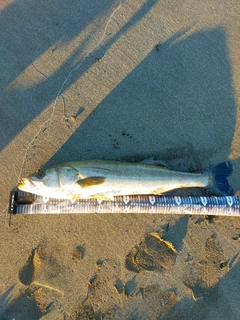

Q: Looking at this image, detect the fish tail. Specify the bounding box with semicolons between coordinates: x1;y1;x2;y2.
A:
208;161;233;196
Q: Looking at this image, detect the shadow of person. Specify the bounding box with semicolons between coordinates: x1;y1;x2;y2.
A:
0;0;158;151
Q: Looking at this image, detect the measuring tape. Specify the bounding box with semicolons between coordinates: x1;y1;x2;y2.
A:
9;191;240;216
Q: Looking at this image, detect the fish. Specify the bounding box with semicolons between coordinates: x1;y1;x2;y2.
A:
17;158;233;200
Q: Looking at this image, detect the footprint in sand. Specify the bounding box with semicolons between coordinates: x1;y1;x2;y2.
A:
125;232;177;273
70;259;122;319
18;247;41;286
19;241;87;297
138;285;178;319
19;243;62;292
0;285;54;319
10;241;91;319
18;241;79;308
184;236;228;300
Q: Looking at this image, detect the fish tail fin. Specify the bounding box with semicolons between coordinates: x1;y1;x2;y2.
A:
208;161;233;196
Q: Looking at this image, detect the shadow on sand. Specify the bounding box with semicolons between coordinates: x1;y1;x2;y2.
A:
48;27;236;173
0;0;158;151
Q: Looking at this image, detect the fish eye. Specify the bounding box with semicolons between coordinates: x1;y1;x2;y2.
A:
36;170;45;179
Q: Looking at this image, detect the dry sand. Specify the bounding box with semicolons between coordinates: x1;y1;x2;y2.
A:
0;0;240;319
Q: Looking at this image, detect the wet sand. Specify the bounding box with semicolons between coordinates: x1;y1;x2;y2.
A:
0;0;240;319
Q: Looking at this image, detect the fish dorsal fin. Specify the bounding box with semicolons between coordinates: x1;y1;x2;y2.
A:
140;156;170;168
77;176;106;188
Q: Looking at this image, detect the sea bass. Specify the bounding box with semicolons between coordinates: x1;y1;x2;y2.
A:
18;159;233;200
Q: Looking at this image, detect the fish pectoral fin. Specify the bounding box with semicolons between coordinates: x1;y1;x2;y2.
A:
77;176;106;188
140;156;170;168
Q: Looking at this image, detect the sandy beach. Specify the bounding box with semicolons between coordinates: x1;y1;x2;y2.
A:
1;0;240;319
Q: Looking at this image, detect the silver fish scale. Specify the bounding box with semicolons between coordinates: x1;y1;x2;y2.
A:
9;191;240;216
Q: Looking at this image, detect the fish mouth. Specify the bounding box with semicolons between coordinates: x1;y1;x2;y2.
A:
18;177;36;189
